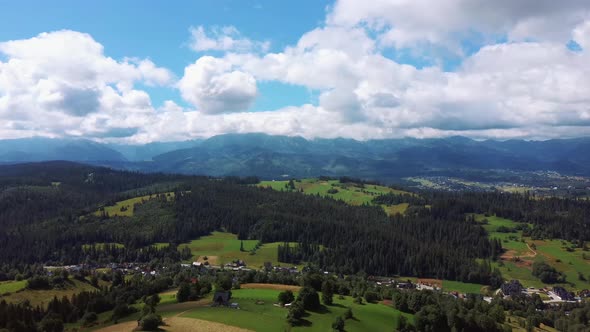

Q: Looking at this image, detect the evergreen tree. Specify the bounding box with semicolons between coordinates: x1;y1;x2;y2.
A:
321;280;334;305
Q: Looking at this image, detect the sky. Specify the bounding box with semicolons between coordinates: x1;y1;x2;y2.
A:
0;0;590;143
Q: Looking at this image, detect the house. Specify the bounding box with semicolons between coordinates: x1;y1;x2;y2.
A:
397;282;415;289
553;287;575;301
212;291;232;306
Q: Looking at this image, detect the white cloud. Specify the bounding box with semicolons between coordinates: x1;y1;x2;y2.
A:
0;30;173;140
328;0;590;50
573;20;590;49
2;1;590;143
188;25;270;53
178;56;258;114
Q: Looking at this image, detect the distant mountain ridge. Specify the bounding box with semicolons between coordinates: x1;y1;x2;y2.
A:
1;134;589;180
0;137;126;162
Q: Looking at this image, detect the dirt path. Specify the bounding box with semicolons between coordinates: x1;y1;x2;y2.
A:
526;243;537;257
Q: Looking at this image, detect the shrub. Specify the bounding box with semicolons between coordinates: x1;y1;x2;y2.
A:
332;316;345;331
364;291;379;303
297;287;320;310
343;308;354;320
81;311;98;326
140;314;163;331
278;290;295;305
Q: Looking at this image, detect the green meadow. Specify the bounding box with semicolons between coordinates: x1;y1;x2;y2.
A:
93;192;175;217
259;178;412;215
181;288;412;332
476;214;590;291
0;278;100;308
179;232;298;269
0;280;26;294
441;280;487;294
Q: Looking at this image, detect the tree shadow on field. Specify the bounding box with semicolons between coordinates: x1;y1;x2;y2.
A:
308;305;330;314
295;318;312;327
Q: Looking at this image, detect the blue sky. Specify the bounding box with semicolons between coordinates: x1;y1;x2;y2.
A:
0;1;589;142
0;0;328;110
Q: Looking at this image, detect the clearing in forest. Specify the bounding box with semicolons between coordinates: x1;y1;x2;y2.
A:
258;178;412;215
178;232;298;269
93;192;175;217
0;278;100;308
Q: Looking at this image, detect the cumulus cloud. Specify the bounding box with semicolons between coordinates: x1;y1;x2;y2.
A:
0;30;173;140
188;25;270;53
178;56;257;114
328;0;590;50
2;1;590;143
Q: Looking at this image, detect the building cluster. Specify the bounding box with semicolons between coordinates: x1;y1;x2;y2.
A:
499;280;587;303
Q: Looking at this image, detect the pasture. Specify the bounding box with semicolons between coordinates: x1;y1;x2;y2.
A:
0;278;99;308
0;280;26;294
181;287;412;332
179;232;297;268
476;214;590;290
258;178;412;215
93;192;175;217
441;280;487;294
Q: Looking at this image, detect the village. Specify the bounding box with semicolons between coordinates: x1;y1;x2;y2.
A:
44;260;590;307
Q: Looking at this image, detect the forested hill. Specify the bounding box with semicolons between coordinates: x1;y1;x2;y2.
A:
0;161;502;286
1;162;589;287
2;135;590;180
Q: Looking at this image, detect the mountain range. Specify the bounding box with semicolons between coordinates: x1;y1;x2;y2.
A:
1;134;589;180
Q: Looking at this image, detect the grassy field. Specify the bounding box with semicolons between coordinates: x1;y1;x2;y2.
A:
93;192;175;217
475;214;590;291
0;280;27;294
0;278;100;308
441;280;487;294
532;239;590;290
258;178;412;215
179;232;297;269
181;287;412;332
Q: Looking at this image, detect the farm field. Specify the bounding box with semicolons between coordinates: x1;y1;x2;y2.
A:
179;232;298;269
475;214;590;291
258;178;412;215
181;287;413;332
93;192;175;217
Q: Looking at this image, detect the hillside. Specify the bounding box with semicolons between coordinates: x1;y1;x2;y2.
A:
1;162;590;331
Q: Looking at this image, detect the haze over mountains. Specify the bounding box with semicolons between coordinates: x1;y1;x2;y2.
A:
1;134;589;180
